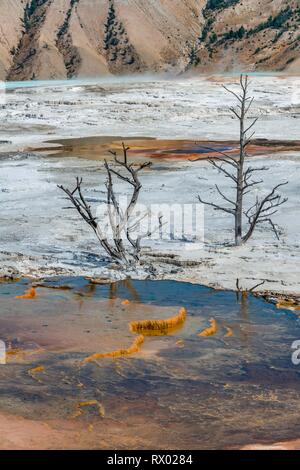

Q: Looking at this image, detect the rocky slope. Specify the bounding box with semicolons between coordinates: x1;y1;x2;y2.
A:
0;0;299;81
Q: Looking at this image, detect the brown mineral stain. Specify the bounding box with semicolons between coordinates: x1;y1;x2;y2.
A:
28;365;45;378
7;347;44;362
6;348;27;359
276;300;300;312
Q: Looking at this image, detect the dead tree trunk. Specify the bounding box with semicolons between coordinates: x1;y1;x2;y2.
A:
235;77;247;245
195;75;288;246
58;143;152;267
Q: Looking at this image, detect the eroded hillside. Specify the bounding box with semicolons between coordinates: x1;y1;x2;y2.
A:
194;0;300;73
0;0;299;80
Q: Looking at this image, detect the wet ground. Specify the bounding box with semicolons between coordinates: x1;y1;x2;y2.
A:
1;277;300;449
30;136;300;161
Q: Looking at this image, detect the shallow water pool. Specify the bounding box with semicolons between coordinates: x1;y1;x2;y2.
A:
0;278;299;449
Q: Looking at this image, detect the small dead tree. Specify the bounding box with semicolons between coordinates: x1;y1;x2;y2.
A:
58;143;152;267
236;278;266;299
195;75;288;246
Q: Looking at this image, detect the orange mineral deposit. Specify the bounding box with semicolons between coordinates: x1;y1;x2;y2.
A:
16;287;37;299
198;318;218;337
129;307;187;334
83;335;145;363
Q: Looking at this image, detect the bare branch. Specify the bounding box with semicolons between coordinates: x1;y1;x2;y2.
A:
236;278;266;293
191;144;239;168
245;97;254;115
243;182;288;243
222;84;243;104
242;179;264;192
244;118;258;135
198;195;235;215
266;219;280;241
207;158;238;183
249;280;266;292
215;184;237;207
229;107;241;120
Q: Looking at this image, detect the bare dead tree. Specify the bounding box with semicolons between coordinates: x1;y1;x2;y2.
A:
194;75;288;246
236;278;266;296
236;278;266;293
58;143;152;267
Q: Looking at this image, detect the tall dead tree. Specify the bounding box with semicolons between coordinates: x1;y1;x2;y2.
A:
196;75;288;246
58;143;152;267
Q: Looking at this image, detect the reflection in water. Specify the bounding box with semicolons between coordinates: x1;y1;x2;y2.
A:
238;292;251;345
109;281;117;300
239;292;249;320
119;279;141;303
74;278;141;303
0;277;300;449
